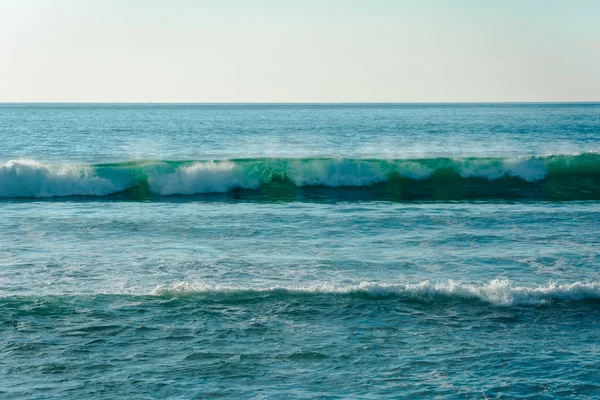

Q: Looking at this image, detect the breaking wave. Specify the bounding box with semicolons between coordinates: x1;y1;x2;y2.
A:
151;280;600;306
1;154;600;200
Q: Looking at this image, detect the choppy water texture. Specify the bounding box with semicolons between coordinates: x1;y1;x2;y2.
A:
1;103;600;399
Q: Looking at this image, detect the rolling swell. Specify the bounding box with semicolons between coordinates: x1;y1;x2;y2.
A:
1;154;600;201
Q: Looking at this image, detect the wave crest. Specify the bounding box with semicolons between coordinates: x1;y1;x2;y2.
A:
0;160;126;197
150;280;600;306
147;161;261;195
1;154;599;200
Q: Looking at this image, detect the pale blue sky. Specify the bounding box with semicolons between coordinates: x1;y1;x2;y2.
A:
1;0;599;102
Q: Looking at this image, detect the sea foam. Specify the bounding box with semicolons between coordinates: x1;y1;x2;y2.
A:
147;161;261;195
0;160;126;197
150;280;600;306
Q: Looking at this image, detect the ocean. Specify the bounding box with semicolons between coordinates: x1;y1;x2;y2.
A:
1;103;599;398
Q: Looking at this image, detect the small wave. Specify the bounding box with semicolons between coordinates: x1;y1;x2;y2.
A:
150;280;600;306
1;154;599;200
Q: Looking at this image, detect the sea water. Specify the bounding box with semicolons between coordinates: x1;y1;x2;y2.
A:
1;103;599;398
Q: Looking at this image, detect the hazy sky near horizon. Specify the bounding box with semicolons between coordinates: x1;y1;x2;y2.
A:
1;0;599;102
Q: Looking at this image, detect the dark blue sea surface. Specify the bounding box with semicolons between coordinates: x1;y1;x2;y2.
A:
1;103;600;398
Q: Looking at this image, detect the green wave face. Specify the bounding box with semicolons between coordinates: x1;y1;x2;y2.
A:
2;154;600;201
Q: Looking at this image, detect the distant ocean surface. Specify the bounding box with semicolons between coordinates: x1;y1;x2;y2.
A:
1;103;600;399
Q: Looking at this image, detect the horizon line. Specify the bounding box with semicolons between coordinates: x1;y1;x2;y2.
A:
1;101;599;105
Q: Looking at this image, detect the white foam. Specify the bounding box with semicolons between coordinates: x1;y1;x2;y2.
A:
0;160;127;198
147;161;262;195
458;158;547;182
150;279;600;306
287;159;389;187
394;161;436;180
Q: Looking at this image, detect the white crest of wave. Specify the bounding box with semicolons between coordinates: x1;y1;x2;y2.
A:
458;158;547;182
395;161;436;180
287;159;389;187
399;280;600;305
0;160;124;197
151;279;600;306
147;161;261;195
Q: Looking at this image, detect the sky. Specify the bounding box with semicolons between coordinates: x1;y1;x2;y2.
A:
1;0;599;102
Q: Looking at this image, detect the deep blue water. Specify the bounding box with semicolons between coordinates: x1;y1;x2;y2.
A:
1;103;600;398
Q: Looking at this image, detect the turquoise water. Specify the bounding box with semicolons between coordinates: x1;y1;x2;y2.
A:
1;104;600;398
